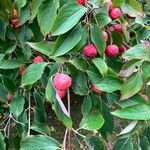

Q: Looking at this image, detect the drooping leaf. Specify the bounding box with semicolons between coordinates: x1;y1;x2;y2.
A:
0;132;6;150
22;62;48;86
80;110;104;131
112;104;150;120
51;2;87;35
37;0;59;35
20;135;60;150
121;72;143;100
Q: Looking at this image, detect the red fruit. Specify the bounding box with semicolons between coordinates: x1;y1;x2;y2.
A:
91;85;101;94
11;19;18;28
53;73;72;91
19;66;26;75
12;9;18;19
142;94;149;102
108;0;113;11
103;31;109;41
109;8;122;20
57;90;66;99
105;44;119;57
7;93;13;104
119;44;126;52
83;44;97;59
33;56;44;63
113;24;122;33
77;0;85;5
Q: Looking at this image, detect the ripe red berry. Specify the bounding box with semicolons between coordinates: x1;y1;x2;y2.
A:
113;24;122;33
103;31;109;41
83;44;97;59
19;66;26;75
119;44;126;52
33;56;44;63
57;90;66;99
7;93;13;104
109;8;122;20
105;44;119;57
77;0;85;5
91;85;101;94
11;19;18;28
108;0;113;11
53;73;72;91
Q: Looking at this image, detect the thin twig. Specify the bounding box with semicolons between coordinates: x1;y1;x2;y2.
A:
63;129;68;150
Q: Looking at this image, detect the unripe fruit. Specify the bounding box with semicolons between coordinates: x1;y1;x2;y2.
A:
12;9;18;19
103;31;109;41
91;85;101;94
57;90;66;99
109;8;122;20
119;44;126;52
53;73;72;91
11;19;18;28
7;93;13;104
77;0;85;5
19;66;26;75
113;24;122;33
105;44;119;57
33;56;44;63
83;44;97;59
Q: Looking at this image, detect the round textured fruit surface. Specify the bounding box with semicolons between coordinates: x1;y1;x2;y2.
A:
91;85;101;94
109;8;122;20
105;44;119;57
108;0;113;11
113;24;122;33
53;73;72;91
103;31;109;41
11;19;18;28
19;66;26;75
83;44;97;59
119;44;126;52
33;56;44;63
77;0;85;5
57;90;66;99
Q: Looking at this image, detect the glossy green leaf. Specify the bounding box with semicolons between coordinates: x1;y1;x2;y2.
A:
112;104;150;120
80;110;104;131
91;24;106;55
10;97;25;118
121;72;143;100
37;0;59;35
27;41;55;56
53;24;82;57
0;132;6;150
52;2;87;35
22;62;48;86
92;58;108;76
0;20;7;41
0;59;24;69
15;0;26;9
95;76;123;93
20;135;60;150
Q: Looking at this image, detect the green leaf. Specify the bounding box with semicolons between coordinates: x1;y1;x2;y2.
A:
0;59;24;69
20;135;60;150
121;72;143;100
122;44;150;61
69;57;88;72
142;61;150;81
95;76;123;93
52;2;87;35
0;20;7;41
112;104;150;120
92;58;108;76
10;97;25;118
53;24;82;57
91;24;106;55
37;0;59;35
31;0;44;20
80;110;104;131
113;138;134;150
81;95;92;116
113;0;124;7
85;136;104;150
0;132;6;150
46;79;72;128
27;41;55;56
22;62;48;86
15;0;26;9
